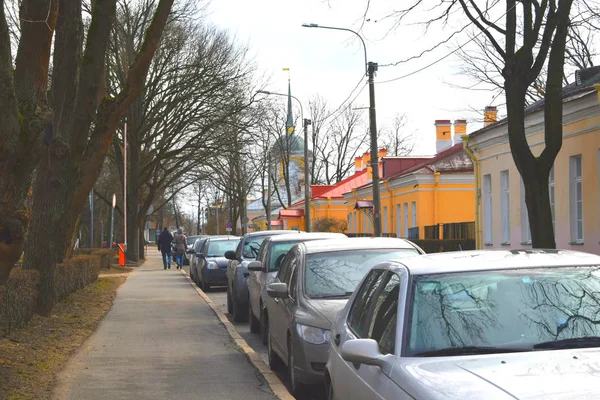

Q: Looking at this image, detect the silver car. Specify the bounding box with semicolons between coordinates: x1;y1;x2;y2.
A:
247;232;347;344
265;237;424;398
326;249;600;400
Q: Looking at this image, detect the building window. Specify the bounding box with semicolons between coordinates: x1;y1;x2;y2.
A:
570;155;583;243
411;201;417;227
396;204;401;238
403;203;408;238
500;170;510;244
383;206;388;234
483;174;492;244
549;167;555;235
348;214;352;233
520;179;531;244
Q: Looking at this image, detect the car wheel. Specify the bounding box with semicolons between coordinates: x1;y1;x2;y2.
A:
267;326;284;371
249;303;260;333
232;287;248;323
287;336;307;399
259;308;268;345
201;279;210;292
226;287;233;314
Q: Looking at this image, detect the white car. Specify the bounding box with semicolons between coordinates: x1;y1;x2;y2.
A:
326;249;600;400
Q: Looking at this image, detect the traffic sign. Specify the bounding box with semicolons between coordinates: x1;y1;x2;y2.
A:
226;221;233;228
226;227;232;232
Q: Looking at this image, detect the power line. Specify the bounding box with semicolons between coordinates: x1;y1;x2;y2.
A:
319;74;367;124
376;2;517;85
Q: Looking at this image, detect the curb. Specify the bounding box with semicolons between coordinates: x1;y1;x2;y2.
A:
180;268;294;400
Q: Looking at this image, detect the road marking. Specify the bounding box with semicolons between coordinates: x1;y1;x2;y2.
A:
179;268;294;400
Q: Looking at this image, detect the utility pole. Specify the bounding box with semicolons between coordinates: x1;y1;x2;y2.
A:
368;61;381;237
303;118;311;232
267;153;272;230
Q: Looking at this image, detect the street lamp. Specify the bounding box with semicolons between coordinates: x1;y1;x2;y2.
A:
257;90;312;233
302;22;382;237
110;193;116;249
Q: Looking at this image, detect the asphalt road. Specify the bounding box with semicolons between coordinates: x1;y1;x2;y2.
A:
183;262;326;400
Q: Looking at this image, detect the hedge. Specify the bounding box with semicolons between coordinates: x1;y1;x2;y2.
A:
0;267;39;335
0;249;112;335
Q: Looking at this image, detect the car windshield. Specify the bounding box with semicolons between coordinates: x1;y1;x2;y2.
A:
207;240;239;257
243;236;268;260
269;242;298;272
187;236;199;245
406;266;600;356
305;249;419;298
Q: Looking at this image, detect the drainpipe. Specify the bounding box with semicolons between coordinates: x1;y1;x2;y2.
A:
433;172;440;239
462;136;481;249
384;180;393;237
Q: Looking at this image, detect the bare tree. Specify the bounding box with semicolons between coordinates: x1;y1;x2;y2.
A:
386;0;581;248
380;113;415;156
17;0;174;314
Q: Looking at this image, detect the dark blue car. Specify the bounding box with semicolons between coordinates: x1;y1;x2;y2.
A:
193;236;240;291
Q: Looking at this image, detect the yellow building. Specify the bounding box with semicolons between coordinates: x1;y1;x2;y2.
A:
344;124;475;240
465;67;600;252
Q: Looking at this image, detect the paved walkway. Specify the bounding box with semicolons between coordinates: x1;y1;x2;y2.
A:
53;250;277;400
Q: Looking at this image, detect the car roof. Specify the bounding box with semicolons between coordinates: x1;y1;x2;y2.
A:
300;237;421;254
383;249;600;275
243;230;302;239
267;232;347;243
206;236;241;242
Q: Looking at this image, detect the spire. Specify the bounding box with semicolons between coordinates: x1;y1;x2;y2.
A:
285;72;294;135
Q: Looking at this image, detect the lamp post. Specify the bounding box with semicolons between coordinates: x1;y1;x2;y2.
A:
257;90;311;232
110;193;116;249
302;23;381;237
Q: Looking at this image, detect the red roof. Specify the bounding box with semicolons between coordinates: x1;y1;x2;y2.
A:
313;169;369;199
279;209;304;219
389;143;466;179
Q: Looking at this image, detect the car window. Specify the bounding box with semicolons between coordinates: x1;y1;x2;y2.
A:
207;240;239;257
277;251;296;284
269;241;297;272
367;273;401;355
289;265;298;300
304;249;417;298
242;236;267;260
347;270;387;338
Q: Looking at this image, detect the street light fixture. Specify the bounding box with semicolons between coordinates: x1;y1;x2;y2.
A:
257;90;312;232
301;22;382;237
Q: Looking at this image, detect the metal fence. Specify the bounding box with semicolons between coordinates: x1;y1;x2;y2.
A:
423;222;475;240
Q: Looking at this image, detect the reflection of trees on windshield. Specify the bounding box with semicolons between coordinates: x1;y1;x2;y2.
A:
243;238;265;259
409;267;600;354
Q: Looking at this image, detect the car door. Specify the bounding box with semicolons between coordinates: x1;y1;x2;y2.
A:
248;241;268;318
329;270;385;399
269;251;295;357
197;240;208;281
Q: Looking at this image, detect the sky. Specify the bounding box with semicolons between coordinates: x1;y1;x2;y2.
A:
205;0;504;155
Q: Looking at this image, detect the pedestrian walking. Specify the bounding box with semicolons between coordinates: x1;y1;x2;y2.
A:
157;227;174;270
173;228;187;270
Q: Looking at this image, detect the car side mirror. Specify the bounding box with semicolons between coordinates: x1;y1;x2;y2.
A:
267;282;288;299
341;339;385;368
247;261;263;272
224;250;236;260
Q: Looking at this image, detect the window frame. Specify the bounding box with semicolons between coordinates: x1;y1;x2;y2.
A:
500;170;510;244
403;203;408;238
570;154;584;243
411;201;417;228
396;204;401;238
483;174;493;244
520;178;531;245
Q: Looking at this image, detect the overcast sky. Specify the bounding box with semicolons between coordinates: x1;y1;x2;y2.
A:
206;0;506;155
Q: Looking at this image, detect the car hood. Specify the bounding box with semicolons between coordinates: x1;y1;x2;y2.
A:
206;257;229;268
396;348;600;399
303;298;348;328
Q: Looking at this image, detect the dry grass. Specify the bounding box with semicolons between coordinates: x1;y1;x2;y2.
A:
0;276;127;400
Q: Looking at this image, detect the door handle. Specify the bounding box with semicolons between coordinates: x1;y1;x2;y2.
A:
334;334;340;347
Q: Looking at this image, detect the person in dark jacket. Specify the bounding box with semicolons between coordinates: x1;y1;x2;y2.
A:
158;227;174;270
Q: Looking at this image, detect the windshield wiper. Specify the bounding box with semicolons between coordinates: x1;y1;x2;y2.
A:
533;336;600;350
413;346;530;357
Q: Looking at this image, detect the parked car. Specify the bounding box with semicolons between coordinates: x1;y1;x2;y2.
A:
184;235;203;265
188;237;209;280
192;236;240;291
247;232;347;342
265;237;424;397
224;230;301;322
325;249;600;400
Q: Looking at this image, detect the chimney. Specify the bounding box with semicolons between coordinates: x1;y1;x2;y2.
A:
354;156;362;172
362;151;370;171
453;120;467;144
435;120;452;154
378;148;387;159
484;106;497;126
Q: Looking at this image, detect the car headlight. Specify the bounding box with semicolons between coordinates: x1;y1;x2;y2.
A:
207;262;218;270
296;324;330;345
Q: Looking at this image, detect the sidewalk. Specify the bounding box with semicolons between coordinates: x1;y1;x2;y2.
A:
53;250;277;400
